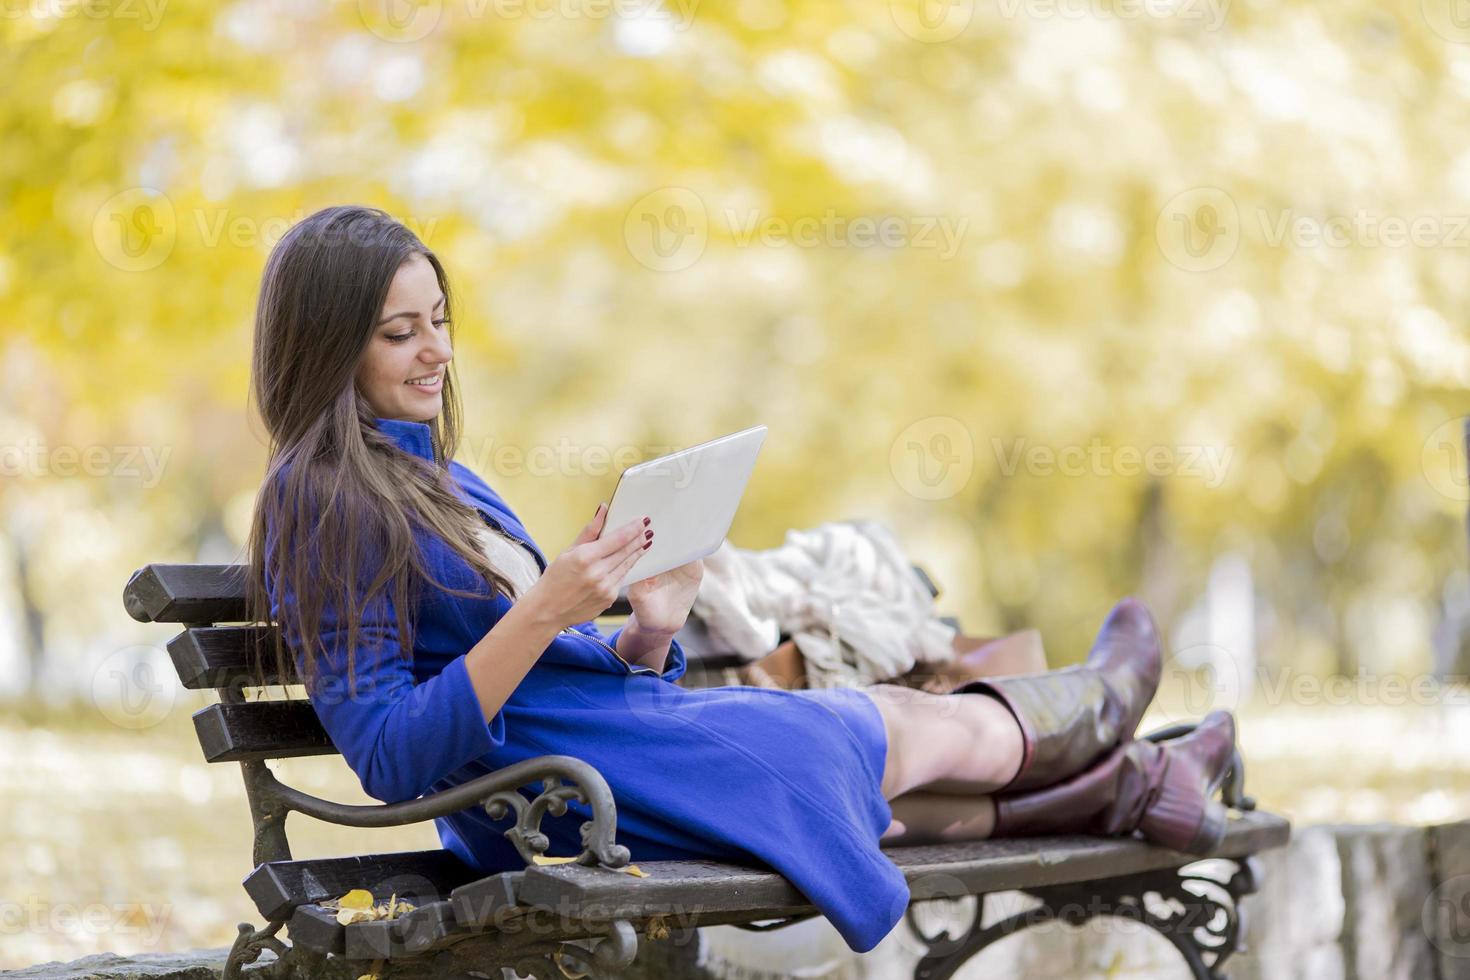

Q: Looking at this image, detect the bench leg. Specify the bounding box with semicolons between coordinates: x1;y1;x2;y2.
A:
909;858;1260;980
223;919;289;980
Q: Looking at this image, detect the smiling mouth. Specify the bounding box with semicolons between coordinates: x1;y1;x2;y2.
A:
405;372;443;388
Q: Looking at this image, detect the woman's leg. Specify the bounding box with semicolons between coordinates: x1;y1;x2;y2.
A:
880;792;996;846
861;683;1025;800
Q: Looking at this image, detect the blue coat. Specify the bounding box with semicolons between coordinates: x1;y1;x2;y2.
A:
265;416;908;952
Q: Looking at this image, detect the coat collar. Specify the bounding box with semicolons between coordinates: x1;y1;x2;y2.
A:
374;417;437;462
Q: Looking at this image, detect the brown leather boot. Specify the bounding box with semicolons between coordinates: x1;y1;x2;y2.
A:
953;597;1163;793
992;711;1238;855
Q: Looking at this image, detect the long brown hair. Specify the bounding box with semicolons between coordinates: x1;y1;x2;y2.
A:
243;205;517;695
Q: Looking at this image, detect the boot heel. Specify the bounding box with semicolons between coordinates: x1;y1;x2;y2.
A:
1137;713;1235;855
1184;799;1227;855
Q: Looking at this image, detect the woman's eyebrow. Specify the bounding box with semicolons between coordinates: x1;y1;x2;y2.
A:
376;294;446;326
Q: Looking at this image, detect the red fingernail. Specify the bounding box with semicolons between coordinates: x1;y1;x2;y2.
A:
643;541;651;549
644;529;653;540
643;516;651;527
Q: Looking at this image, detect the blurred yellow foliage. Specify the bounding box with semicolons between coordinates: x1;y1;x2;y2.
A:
1;0;1468;692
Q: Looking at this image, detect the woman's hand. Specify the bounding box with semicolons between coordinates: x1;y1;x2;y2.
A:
521;503;650;629
626;557;704;636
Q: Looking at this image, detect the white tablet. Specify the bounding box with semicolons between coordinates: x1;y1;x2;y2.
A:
599;424;767;590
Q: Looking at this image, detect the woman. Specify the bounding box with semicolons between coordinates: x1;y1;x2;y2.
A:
245;206;1238;954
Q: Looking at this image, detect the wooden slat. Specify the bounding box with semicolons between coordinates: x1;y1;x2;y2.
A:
192;701;337;763
124;563;248;624
167;626;294;689
345;900;461;959
124;560;938;627
286;905;345;956
515;811;1291;922
246;849;481;921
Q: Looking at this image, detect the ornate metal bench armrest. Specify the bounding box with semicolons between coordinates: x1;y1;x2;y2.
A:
252;754;630;869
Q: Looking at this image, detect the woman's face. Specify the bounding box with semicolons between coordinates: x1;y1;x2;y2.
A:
356;252;453;422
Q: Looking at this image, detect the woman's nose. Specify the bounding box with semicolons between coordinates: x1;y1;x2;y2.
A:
426;330;452;362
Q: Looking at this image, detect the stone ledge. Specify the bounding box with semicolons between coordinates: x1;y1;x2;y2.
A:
1;948;274;980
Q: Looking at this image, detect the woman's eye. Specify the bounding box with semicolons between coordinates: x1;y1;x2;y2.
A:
433;318;451;328
386;332;414;343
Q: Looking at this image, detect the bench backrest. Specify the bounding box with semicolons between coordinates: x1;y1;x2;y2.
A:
124;560;942;766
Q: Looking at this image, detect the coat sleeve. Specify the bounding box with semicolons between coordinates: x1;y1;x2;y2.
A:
266;520;503;805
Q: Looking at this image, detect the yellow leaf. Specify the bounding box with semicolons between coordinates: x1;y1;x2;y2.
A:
338;889;375;911
530;856;645;876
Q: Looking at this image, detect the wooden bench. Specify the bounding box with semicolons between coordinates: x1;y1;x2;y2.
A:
124;562;1290;979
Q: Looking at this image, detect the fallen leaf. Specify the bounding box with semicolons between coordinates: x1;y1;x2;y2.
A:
530;855;646;876
339;889;374;911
